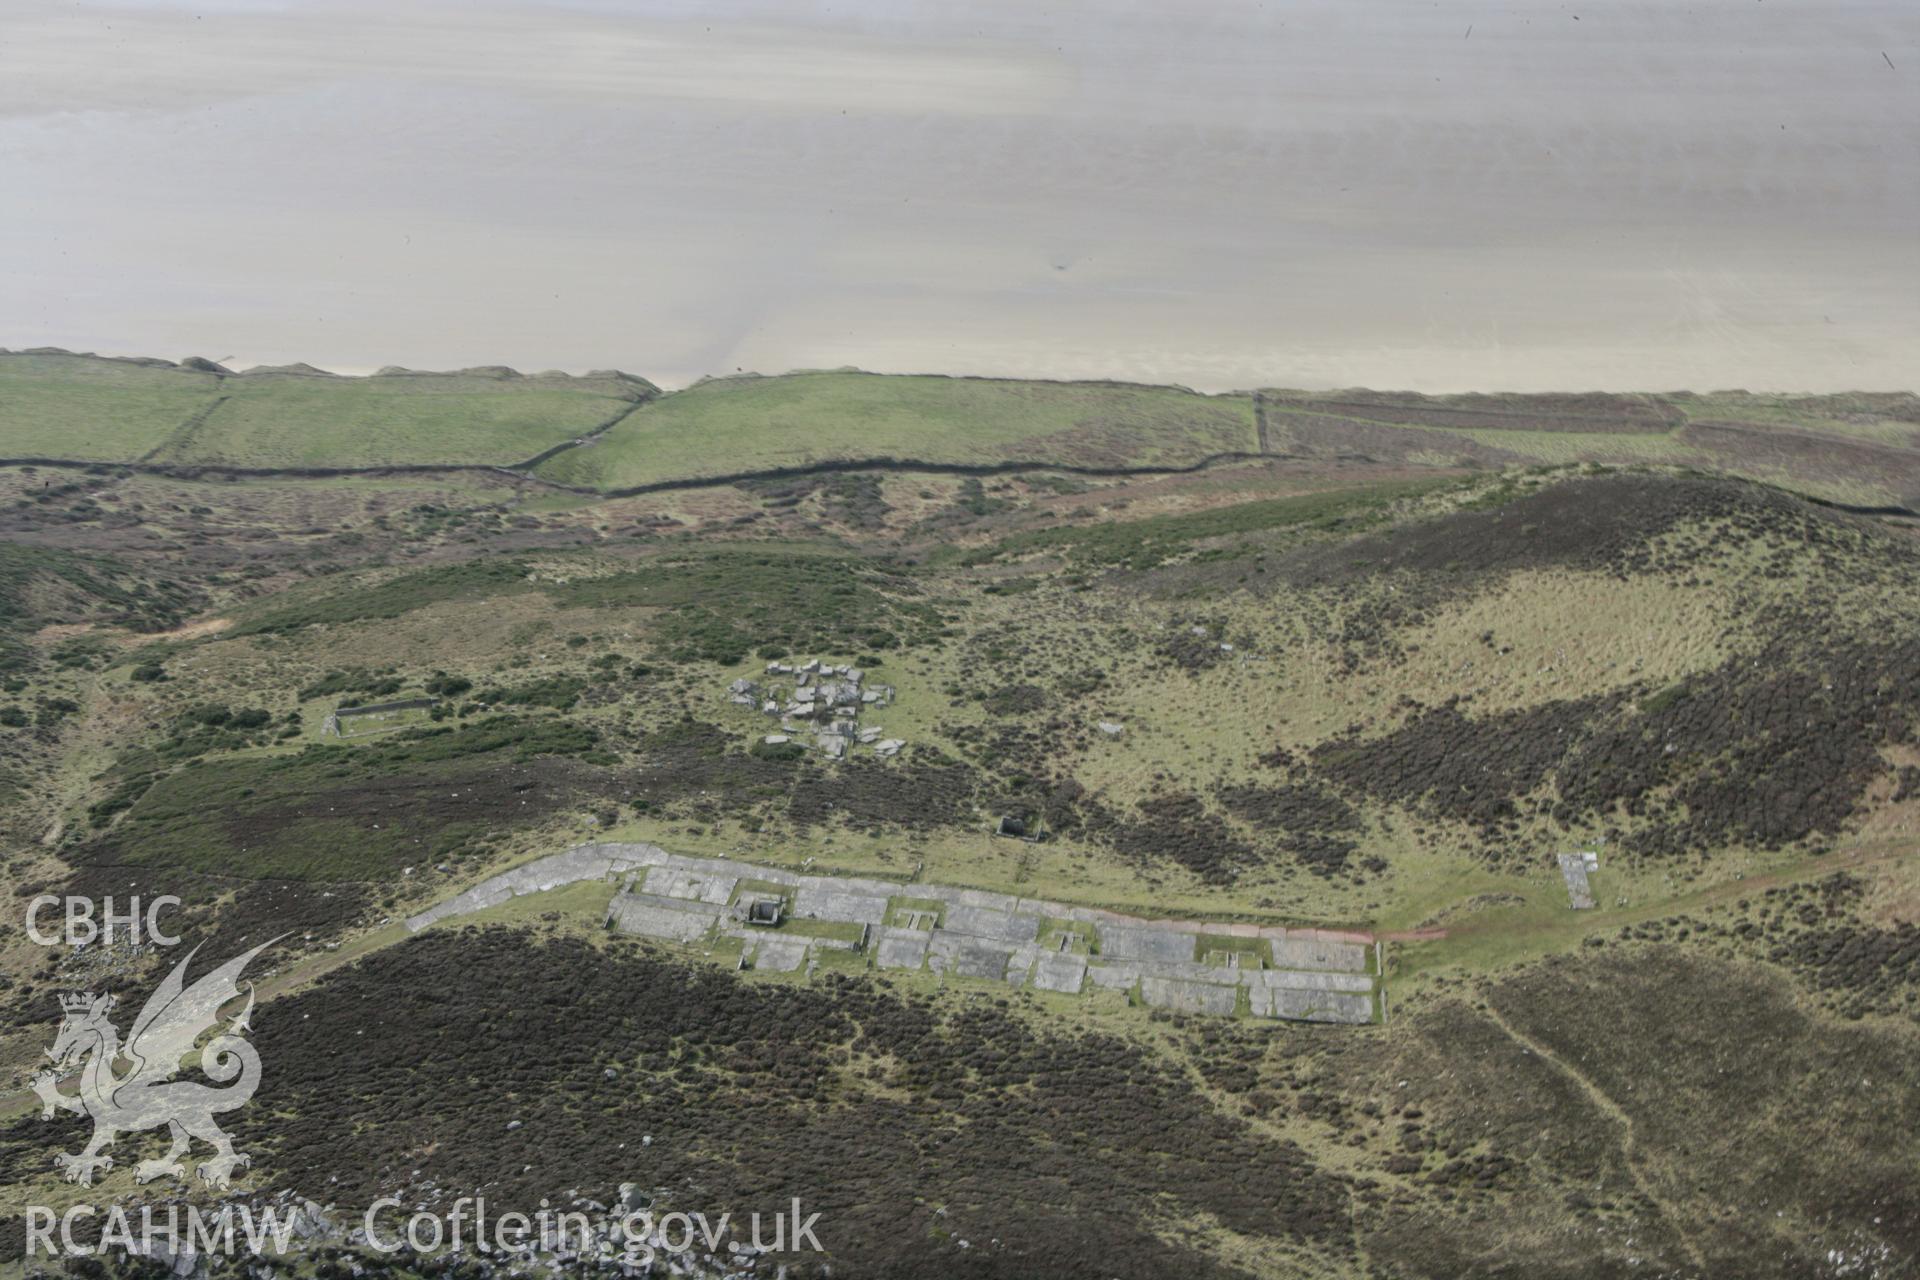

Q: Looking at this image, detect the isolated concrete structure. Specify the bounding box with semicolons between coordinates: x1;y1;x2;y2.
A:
1558;852;1597;909
408;842;1382;1024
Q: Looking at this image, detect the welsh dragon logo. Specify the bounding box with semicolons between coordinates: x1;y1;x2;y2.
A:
33;940;276;1189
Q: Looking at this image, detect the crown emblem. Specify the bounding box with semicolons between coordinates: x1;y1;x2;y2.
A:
59;992;109;1013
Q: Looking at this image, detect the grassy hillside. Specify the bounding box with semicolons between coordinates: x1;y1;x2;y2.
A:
1262;388;1920;507
0;542;200;668
0;351;222;460
24;463;1914;929
152;370;645;468
0;353;654;470
7;354;1918;507
534;370;1260;489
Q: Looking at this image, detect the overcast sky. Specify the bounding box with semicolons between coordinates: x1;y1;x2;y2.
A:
2;0;1915;391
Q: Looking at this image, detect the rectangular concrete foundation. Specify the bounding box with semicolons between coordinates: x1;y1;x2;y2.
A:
875;930;930;971
1098;925;1199;964
792;885;892;927
606;897;720;943
944;904;1042;944
1140;976;1239;1015
645;867;739;906
928;936;1015;981
1558;853;1596;909
1251;987;1375;1023
1033;953;1088;994
1086;961;1141;990
1269;937;1370;971
749;937;811;973
1248;969;1376;994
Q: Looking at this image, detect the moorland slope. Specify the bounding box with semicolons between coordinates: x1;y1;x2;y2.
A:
0;355;1916;1279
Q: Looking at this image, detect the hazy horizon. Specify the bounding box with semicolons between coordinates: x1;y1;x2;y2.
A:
4;0;1916;393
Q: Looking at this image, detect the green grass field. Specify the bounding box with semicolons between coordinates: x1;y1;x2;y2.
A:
534;371;1260;488
0;352;222;460
152;372;638;468
7;356;1915;508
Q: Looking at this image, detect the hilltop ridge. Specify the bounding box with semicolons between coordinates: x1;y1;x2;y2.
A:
3;348;1919;506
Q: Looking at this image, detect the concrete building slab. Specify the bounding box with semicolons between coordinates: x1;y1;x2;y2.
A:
751;937;811;973
876;933;929;970
792;885;891;928
1098;925;1200;964
1558;852;1596;909
928;939;1014;982
1033;953;1088;995
1247;969;1376;993
606;898;720;943
1252;987;1375;1024
646;868;738;906
1270;937;1370;972
943;904;1041;944
1130;958;1235;986
1139;976;1238;1016
944;887;1022;913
